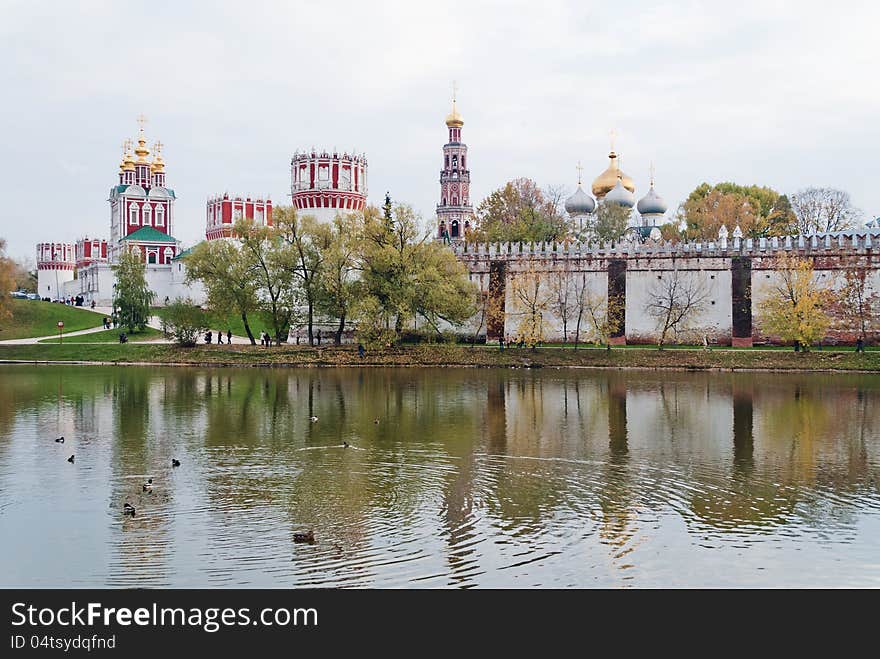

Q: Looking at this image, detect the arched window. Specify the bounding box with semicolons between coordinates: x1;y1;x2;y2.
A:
163;247;174;263
452;196;458;205
451;220;460;238
142;204;152;226
129;204;139;225
155;205;165;227
438;222;446;238
131;246;141;258
148;251;157;264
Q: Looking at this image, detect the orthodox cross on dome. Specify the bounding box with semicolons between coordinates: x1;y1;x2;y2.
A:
452;80;458;103
609;128;617;153
137;114;148;131
649;161;656;187
576;161;583;186
153;140;164;155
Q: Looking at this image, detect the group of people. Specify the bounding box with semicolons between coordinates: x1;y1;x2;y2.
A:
102;315;117;329
205;330;233;345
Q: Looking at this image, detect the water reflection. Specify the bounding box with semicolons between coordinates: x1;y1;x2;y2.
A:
0;366;879;588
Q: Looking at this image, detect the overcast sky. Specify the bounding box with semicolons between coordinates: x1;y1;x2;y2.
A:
2;0;877;261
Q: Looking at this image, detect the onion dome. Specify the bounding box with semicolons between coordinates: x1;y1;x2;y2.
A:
604;176;635;208
150;141;165;173
122;143;135;172
134;131;150;163
592;151;635;199
445;99;464;128
637;184;667;216
564;185;596;216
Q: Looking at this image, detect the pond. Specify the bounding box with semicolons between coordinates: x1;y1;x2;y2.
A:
0;365;878;587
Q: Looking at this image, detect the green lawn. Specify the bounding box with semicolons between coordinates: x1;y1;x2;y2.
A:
152;307;273;340
38;326;164;344
0;300;105;340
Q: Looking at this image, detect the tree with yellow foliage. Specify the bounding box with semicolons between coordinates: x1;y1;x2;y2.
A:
510;259;548;349
758;254;830;351
0;239;16;323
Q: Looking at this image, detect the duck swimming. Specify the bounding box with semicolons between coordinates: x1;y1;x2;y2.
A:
343;441;350;448
142;478;153;493
55;436;65;443
67;455;75;463
171;459;180;467
309;416;319;422
123;502;136;517
293;531;315;544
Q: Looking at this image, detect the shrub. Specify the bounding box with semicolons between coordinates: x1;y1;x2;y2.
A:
163;298;209;347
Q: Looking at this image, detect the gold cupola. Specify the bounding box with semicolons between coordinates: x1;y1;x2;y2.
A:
134;130;150;163
150;140;165;172
445;99;464;128
591;150;635;199
121;139;136;172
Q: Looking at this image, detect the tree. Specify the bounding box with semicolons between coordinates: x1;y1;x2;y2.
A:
571;273;622;350
547;268;575;342
237;219;300;344
590;203;631;244
791;187;862;234
510;259;548;349
679;182;795;239
645;270;708;348
275;206;329;345
758;254;830;350
470;178;570;244
316;213;362;344
163;298;209;347
0;239;16;323
836;267;878;343
470;273;505;346
185;238;261;344
358;202;475;342
113;250;154;332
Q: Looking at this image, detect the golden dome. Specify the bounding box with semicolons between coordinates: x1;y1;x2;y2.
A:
122;147;136;172
134;130;150;163
445;99;464;128
150;141;165;173
591;151;635;199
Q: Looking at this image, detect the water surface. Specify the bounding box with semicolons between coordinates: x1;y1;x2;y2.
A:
1;365;878;587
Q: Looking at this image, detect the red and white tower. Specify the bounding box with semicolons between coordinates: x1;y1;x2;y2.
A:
290;150;367;223
206;194;273;240
75;238;109;269
436;89;473;241
109;116;179;265
36;242;74;300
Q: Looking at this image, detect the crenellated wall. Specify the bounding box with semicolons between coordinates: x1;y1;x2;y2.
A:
454;232;880;345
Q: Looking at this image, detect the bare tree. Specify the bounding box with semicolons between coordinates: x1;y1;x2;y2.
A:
572;272;623;350
510;259;548;349
646;271;709;348
791;187;862;234
837;268;879;343
547;268;576;342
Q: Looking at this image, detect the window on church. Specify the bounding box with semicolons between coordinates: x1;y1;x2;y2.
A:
143;204;152;226
462;156;466;168
452;155;458;168
164;247;174;263
156;205;165;226
148;252;157;264
445;156;449;168
129;205;139;225
451;221;459;238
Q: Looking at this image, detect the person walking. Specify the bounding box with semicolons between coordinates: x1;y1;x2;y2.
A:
206;330;212;344
217;330;223;345
358;343;365;358
227;329;232;345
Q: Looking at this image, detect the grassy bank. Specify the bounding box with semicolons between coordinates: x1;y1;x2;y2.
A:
152;307;274;340
1;343;879;371
0;300;104;340
38;326;163;344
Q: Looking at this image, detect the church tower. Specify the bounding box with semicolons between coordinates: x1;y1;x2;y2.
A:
436;87;473;241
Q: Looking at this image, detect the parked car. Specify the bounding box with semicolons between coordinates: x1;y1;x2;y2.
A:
10;291;27;299
26;293;40;300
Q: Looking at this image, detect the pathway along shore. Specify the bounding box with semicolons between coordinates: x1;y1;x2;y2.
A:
1;343;879;372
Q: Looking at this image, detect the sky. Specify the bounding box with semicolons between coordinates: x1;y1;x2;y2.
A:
2;0;878;262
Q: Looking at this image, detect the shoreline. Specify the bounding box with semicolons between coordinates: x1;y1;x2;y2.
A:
2;343;879;373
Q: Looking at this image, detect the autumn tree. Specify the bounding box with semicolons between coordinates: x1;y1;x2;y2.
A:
470;178;570;244
547;268;576;342
758;254;830;350
0;239;16;324
791;187;862;234
679;182;795;239
836;267;878;343
645;270;708;348
470;273;505;346
112;250;155;332
571;272;622;349
510;259;548;349
185;237;261;344
163;298;209;347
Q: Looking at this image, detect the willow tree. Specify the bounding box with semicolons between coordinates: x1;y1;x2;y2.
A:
113;250;155;332
759;254;830;350
316;213;362;344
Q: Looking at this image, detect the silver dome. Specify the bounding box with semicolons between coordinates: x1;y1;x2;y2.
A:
636;185;667;216
564;185;596;215
604;178;635;208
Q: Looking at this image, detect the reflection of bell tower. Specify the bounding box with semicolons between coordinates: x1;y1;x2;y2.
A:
436;83;473;242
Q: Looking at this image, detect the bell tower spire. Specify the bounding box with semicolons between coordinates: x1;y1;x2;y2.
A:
437;85;473;242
